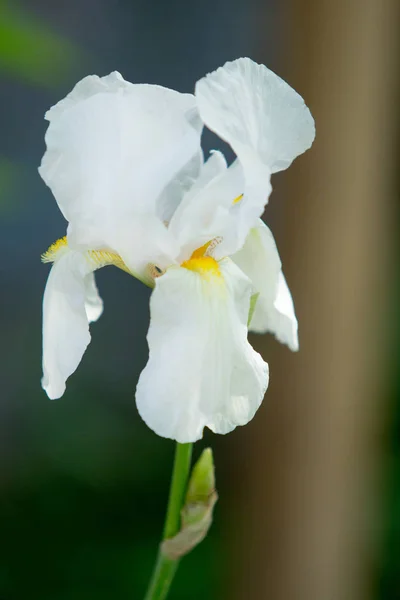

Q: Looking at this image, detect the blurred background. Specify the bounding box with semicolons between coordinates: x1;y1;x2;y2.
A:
0;0;399;598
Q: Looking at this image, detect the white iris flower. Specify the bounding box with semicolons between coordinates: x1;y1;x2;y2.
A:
39;58;315;443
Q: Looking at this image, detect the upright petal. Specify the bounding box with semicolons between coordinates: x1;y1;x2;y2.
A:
42;249;102;400
232;219;298;351
169;156;253;260
39;72;202;271
196;58;315;175
44;72;201;129
156;149;204;224
195;58;315;249
136;258;268;443
169;150;242;258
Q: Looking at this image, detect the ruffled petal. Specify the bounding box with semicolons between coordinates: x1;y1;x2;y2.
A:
39;72;202;271
44;71;201;128
136;258;269;442
232;219;298;351
42;249;102;399
196;57;315;174
195;58;315;249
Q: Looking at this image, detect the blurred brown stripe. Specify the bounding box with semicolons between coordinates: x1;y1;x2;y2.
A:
230;1;400;599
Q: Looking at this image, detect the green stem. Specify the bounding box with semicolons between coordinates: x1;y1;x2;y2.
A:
144;442;193;600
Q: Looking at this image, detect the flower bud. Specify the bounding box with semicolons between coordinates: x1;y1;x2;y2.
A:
161;448;218;560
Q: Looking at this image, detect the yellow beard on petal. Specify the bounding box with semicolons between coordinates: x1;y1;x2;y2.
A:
41;236;131;274
88;249;131;274
41;236;69;262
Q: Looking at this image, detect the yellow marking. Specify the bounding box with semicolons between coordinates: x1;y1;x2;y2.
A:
232;193;243;205
181;256;221;278
41;236;131;274
88;249;131;274
41;236;68;262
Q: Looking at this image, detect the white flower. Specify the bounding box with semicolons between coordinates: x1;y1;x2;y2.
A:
39;58;315;443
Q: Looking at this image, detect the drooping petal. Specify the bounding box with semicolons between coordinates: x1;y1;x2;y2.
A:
231;219;298;351
195;58;315;249
136;258;269;443
42;249;102;400
39;72;202;272
84;272;104;322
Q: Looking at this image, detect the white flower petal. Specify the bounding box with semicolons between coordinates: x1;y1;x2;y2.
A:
103;215;180;285
169;150;226;247
84;272;104;322
195;58;315;248
136;258;269;442
232;219;298;351
195;57;315;175
44;71;132;120
155;148;204;224
42;250;102;399
169;150;228;233
170;153;247;259
39;72;202;269
44;71;199;136
181;150;228;200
